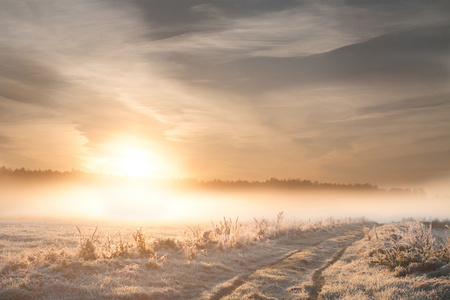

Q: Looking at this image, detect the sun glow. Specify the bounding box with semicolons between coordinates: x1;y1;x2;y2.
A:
85;138;180;178
115;146;155;178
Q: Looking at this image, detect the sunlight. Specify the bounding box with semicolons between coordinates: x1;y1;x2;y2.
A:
115;146;154;178
84;137;182;179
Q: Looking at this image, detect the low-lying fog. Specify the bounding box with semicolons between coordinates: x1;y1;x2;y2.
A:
1;179;448;224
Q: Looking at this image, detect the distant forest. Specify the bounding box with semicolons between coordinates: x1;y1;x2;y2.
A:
0;166;426;196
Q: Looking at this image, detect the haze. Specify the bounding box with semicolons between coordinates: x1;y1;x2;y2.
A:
0;174;447;223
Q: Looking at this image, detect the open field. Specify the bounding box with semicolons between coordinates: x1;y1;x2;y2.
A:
1;216;449;299
1;1;449;298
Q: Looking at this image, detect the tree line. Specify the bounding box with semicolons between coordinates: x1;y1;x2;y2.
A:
0;166;426;196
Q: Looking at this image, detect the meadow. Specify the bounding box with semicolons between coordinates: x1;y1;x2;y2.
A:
1;215;449;299
1;174;449;298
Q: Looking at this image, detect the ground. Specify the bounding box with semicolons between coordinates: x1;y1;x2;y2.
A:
1;218;449;299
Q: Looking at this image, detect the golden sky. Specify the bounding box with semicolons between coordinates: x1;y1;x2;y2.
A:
0;0;449;192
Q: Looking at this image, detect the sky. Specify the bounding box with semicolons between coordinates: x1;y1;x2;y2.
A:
0;0;449;193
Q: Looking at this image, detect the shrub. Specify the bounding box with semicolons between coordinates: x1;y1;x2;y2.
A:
253;217;269;239
153;237;181;251
212;217;243;251
133;228;152;256
182;226;209;261
368;222;450;276
421;218;450;229
76;226;99;261
101;229;131;258
145;253;167;270
212;217;235;236
275;211;284;232
76;226;152;260
110;234;132;258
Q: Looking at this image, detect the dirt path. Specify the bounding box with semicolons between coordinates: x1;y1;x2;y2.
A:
208;247;314;300
207;227;364;300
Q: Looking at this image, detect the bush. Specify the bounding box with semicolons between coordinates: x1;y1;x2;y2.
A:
145;253;167;270
421;218;450;228
253;217;269;239
133;228;152;256
76;226;99;261
153;237;181;251
368;222;450;276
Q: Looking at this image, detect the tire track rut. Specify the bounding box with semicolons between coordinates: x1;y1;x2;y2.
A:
208;226;365;300
209;247;313;300
306;242;353;300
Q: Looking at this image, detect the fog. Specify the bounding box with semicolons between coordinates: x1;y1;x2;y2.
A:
1;179;448;224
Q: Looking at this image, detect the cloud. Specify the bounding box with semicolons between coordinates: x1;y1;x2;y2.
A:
0;135;11;145
162;25;450;97
0;0;179;168
358;93;450;115
131;0;299;39
135;0;450;58
0;0;449;187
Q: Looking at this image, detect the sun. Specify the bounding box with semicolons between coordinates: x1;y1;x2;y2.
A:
116;146;154;178
84;136;183;178
85;141;179;178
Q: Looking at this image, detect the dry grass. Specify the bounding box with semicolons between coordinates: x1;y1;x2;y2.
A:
0;215;366;299
366;221;450;277
73;213;363;264
3;216;448;299
320;220;450;299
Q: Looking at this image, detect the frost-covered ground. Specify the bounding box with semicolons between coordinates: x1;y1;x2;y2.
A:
0;216;364;299
319;221;450;299
1;217;448;299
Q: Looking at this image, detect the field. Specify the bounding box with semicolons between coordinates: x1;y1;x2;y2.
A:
1;215;449;299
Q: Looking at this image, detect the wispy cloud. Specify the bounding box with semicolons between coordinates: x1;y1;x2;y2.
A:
358;93;450;115
139;0;449;59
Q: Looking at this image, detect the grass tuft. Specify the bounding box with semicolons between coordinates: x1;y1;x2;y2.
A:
145;253;167;270
133;227;152;256
76;226;98;261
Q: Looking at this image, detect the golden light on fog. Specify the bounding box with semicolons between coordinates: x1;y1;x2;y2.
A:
83;137;182;179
